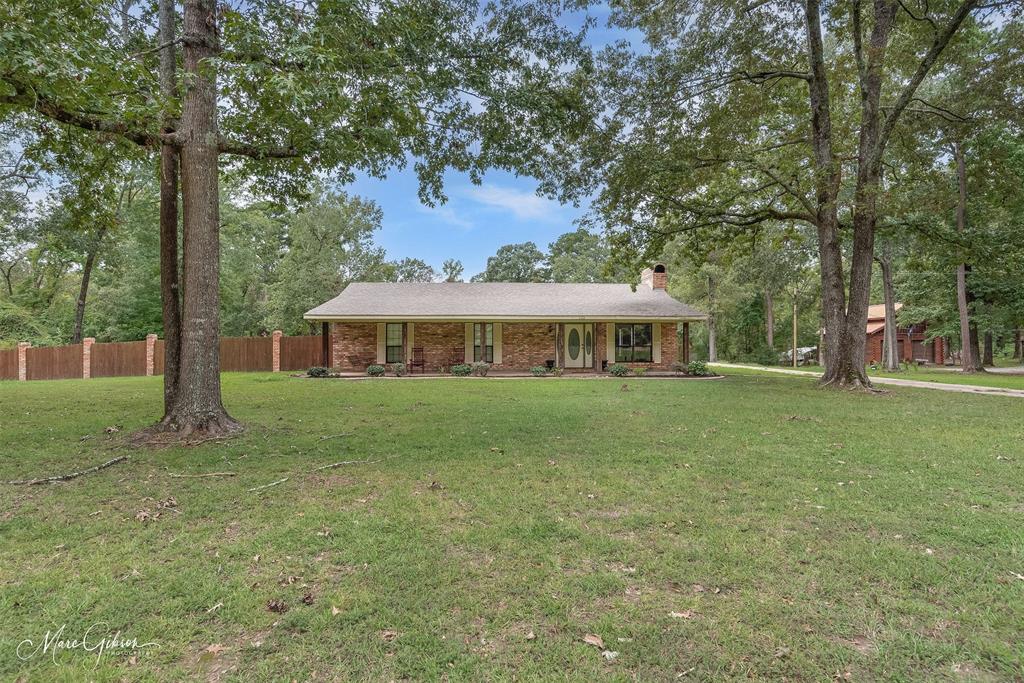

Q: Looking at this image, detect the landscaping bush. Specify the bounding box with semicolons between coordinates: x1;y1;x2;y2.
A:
388;362;407;377
471;361;491;377
633;367;648;377
366;364;386;377
687;360;710;376
608;363;630;377
307;366;330;378
530;366;548;376
451;363;472;377
551;367;563;377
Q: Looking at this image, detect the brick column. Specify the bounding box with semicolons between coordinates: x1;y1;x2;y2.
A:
145;334;158;376
82;337;95;379
272;330;283;372
682;322;690;365
17;342;30;381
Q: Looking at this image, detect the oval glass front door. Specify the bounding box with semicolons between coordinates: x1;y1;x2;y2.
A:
585;330;593;356
568;328;581;360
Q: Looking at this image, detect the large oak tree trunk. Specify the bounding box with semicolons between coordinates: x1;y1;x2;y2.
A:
983;330;993;367
157;0;182;419
764;289;774;349
159;0;239;436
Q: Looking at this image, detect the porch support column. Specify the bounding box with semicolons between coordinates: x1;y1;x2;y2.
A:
555;323;563;368
402;322;408;365
479;321;487;364
321;322;330;367
682;322;690;365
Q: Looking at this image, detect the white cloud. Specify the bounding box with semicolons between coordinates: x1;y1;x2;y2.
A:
464;184;560;221
415;203;474;231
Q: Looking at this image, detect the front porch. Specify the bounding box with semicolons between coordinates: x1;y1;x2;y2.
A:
323;320;693;373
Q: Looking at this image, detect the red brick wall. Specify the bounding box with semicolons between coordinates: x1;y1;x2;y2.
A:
329;321;681;372
502;323;556;369
331;322;377;371
414;322;465;370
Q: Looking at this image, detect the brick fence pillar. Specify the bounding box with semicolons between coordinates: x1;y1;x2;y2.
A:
17;342;30;381
272;330;283;372
145;334;158;376
82;337;95;379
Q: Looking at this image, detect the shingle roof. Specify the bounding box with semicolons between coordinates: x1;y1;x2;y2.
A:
867;302;902;320
304;282;706;321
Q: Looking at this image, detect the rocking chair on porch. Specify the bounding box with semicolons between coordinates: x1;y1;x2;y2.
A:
409;347;426;374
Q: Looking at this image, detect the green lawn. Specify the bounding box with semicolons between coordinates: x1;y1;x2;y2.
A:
867;366;1024;389
1;373;1022;681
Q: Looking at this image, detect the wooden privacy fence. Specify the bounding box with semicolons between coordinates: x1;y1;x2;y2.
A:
0;332;330;382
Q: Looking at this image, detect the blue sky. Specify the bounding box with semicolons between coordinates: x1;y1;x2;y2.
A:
338;5;636;280
342;168;586;279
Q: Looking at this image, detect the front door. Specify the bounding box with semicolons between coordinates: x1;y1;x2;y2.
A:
564;323;593;368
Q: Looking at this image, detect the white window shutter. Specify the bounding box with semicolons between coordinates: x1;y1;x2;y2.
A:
653;323;662;363
493;323;502;365
376;323;386;364
464;323;474;364
605;323;615;363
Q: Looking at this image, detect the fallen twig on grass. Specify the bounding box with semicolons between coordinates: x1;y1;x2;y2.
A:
317;433;354;441
248;477;289;493
168;471;237;478
5;456;129;485
311;458;381;472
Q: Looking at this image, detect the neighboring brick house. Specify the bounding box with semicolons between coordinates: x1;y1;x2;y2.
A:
304;265;706;373
865;303;945;364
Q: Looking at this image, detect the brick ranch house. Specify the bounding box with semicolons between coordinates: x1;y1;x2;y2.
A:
304;265;706;373
865;303;945;365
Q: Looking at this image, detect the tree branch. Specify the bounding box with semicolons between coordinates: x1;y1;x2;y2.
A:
1;79;164;148
877;0;979;155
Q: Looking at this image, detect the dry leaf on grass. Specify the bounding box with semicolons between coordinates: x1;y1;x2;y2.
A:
602;650;619;661
331;606;342;616
582;634;604;648
301;593;315;606
380;629;398;642
669;610;695;619
266;599;288;613
525;631;536;641
203;643;228;655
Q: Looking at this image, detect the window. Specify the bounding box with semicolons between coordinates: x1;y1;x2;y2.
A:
386;323;403;363
615;323;652;362
473;323;493;363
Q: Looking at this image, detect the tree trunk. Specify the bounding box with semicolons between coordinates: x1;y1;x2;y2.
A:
877;252;900;372
983;330;993;366
71;227;107;344
707;273;717;362
707;314;717;363
157;0;182;419
805;0;869;389
953;141;983;373
764;289;774;349
1014;329;1022;360
158;0;239;436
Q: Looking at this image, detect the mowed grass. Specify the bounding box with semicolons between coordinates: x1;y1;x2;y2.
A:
1;373;1022;682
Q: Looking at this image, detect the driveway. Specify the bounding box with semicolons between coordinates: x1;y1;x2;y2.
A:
711;363;1024;398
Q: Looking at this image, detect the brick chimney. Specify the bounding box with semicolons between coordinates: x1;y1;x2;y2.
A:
640;264;668;290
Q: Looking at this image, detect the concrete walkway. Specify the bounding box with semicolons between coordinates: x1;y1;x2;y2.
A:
711;363;1024;399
